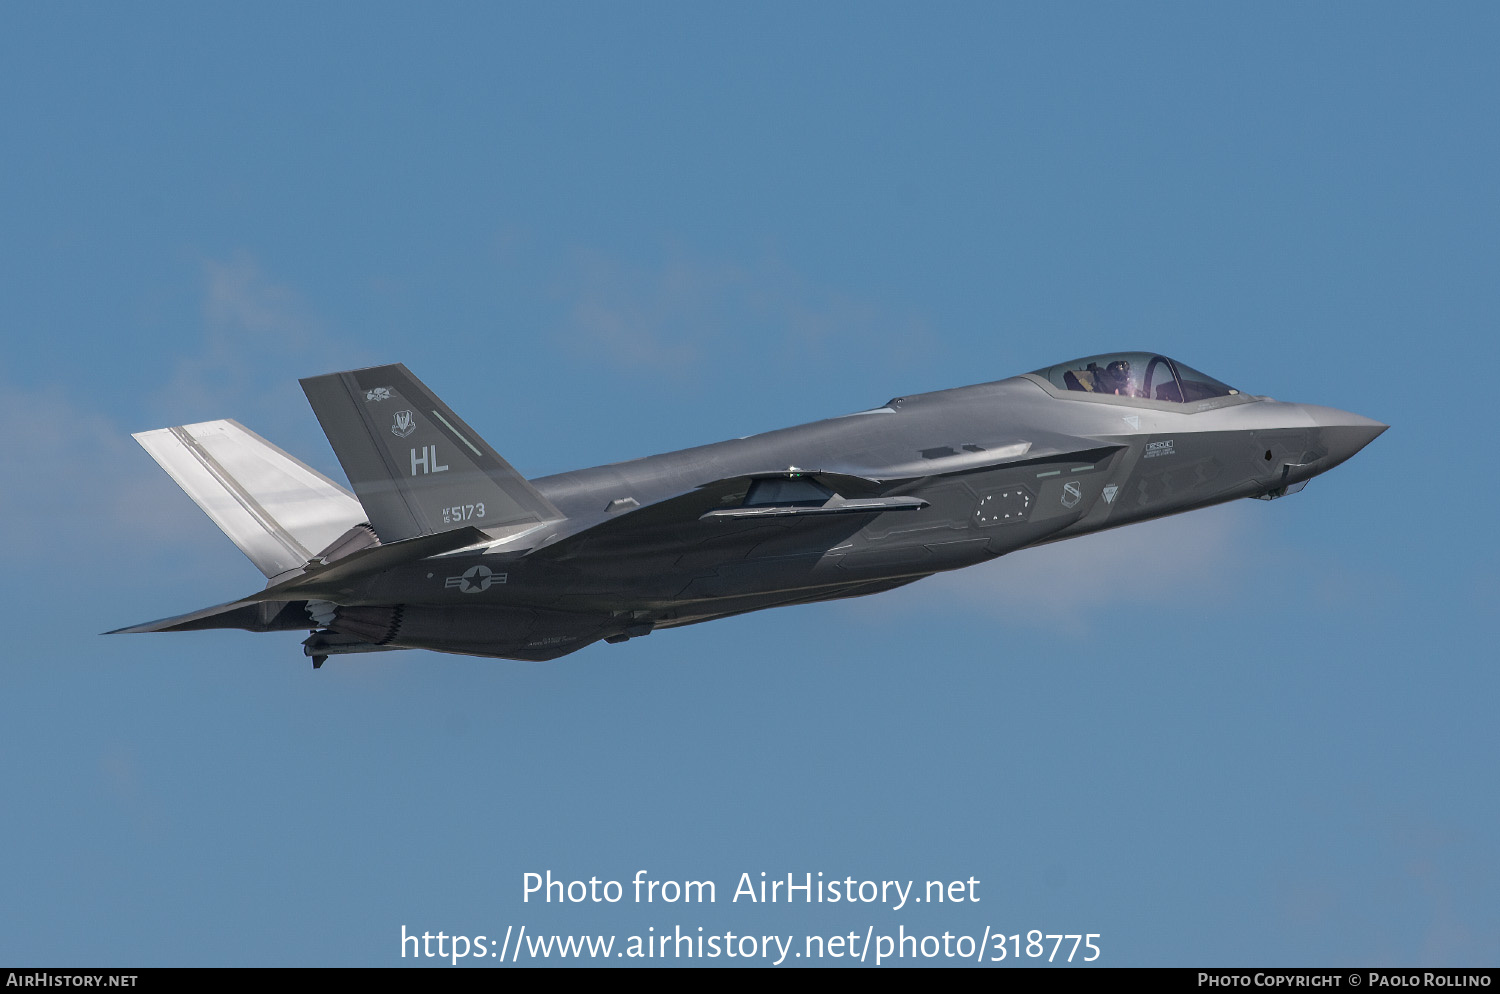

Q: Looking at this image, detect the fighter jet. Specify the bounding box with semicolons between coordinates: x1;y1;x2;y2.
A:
112;354;1384;666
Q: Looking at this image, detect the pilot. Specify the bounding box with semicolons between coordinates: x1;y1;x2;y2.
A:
1099;359;1133;396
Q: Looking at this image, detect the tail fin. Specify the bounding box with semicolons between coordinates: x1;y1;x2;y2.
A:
299;364;561;544
134;420;368;579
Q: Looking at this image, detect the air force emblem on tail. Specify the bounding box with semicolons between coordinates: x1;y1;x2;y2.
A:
391;410;417;438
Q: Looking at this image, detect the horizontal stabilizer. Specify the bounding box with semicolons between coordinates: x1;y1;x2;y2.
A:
107;526;491;636
253;525;491;601
107;597;305;635
134;420;367;579
300;364;561;544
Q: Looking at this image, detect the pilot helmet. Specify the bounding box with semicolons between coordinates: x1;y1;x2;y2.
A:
1103;359;1132;391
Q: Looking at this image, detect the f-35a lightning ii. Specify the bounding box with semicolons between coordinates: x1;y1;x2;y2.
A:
113;354;1384;667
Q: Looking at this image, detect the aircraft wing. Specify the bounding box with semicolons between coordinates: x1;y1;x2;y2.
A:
532;434;1123;563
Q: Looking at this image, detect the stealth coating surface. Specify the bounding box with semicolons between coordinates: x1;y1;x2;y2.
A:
299;364;561;544
116;354;1387;662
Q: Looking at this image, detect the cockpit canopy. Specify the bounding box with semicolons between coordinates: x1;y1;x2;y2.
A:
1035;353;1239;404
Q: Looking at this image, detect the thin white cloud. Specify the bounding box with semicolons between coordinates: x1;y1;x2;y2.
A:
558;252;739;372
153;254;370;439
847;502;1260;629
842;491;1411;636
0;380;186;556
0;254;363;564
555;249;936;378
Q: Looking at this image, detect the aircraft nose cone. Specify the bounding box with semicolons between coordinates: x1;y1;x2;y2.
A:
1302;405;1388;468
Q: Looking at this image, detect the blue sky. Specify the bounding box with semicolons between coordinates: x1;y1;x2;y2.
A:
2;3;1496;967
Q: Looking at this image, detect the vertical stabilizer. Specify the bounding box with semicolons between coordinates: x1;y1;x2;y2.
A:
299;364;562;544
134;420;368;579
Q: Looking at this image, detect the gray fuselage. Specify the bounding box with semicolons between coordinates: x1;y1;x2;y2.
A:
321;368;1383;659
